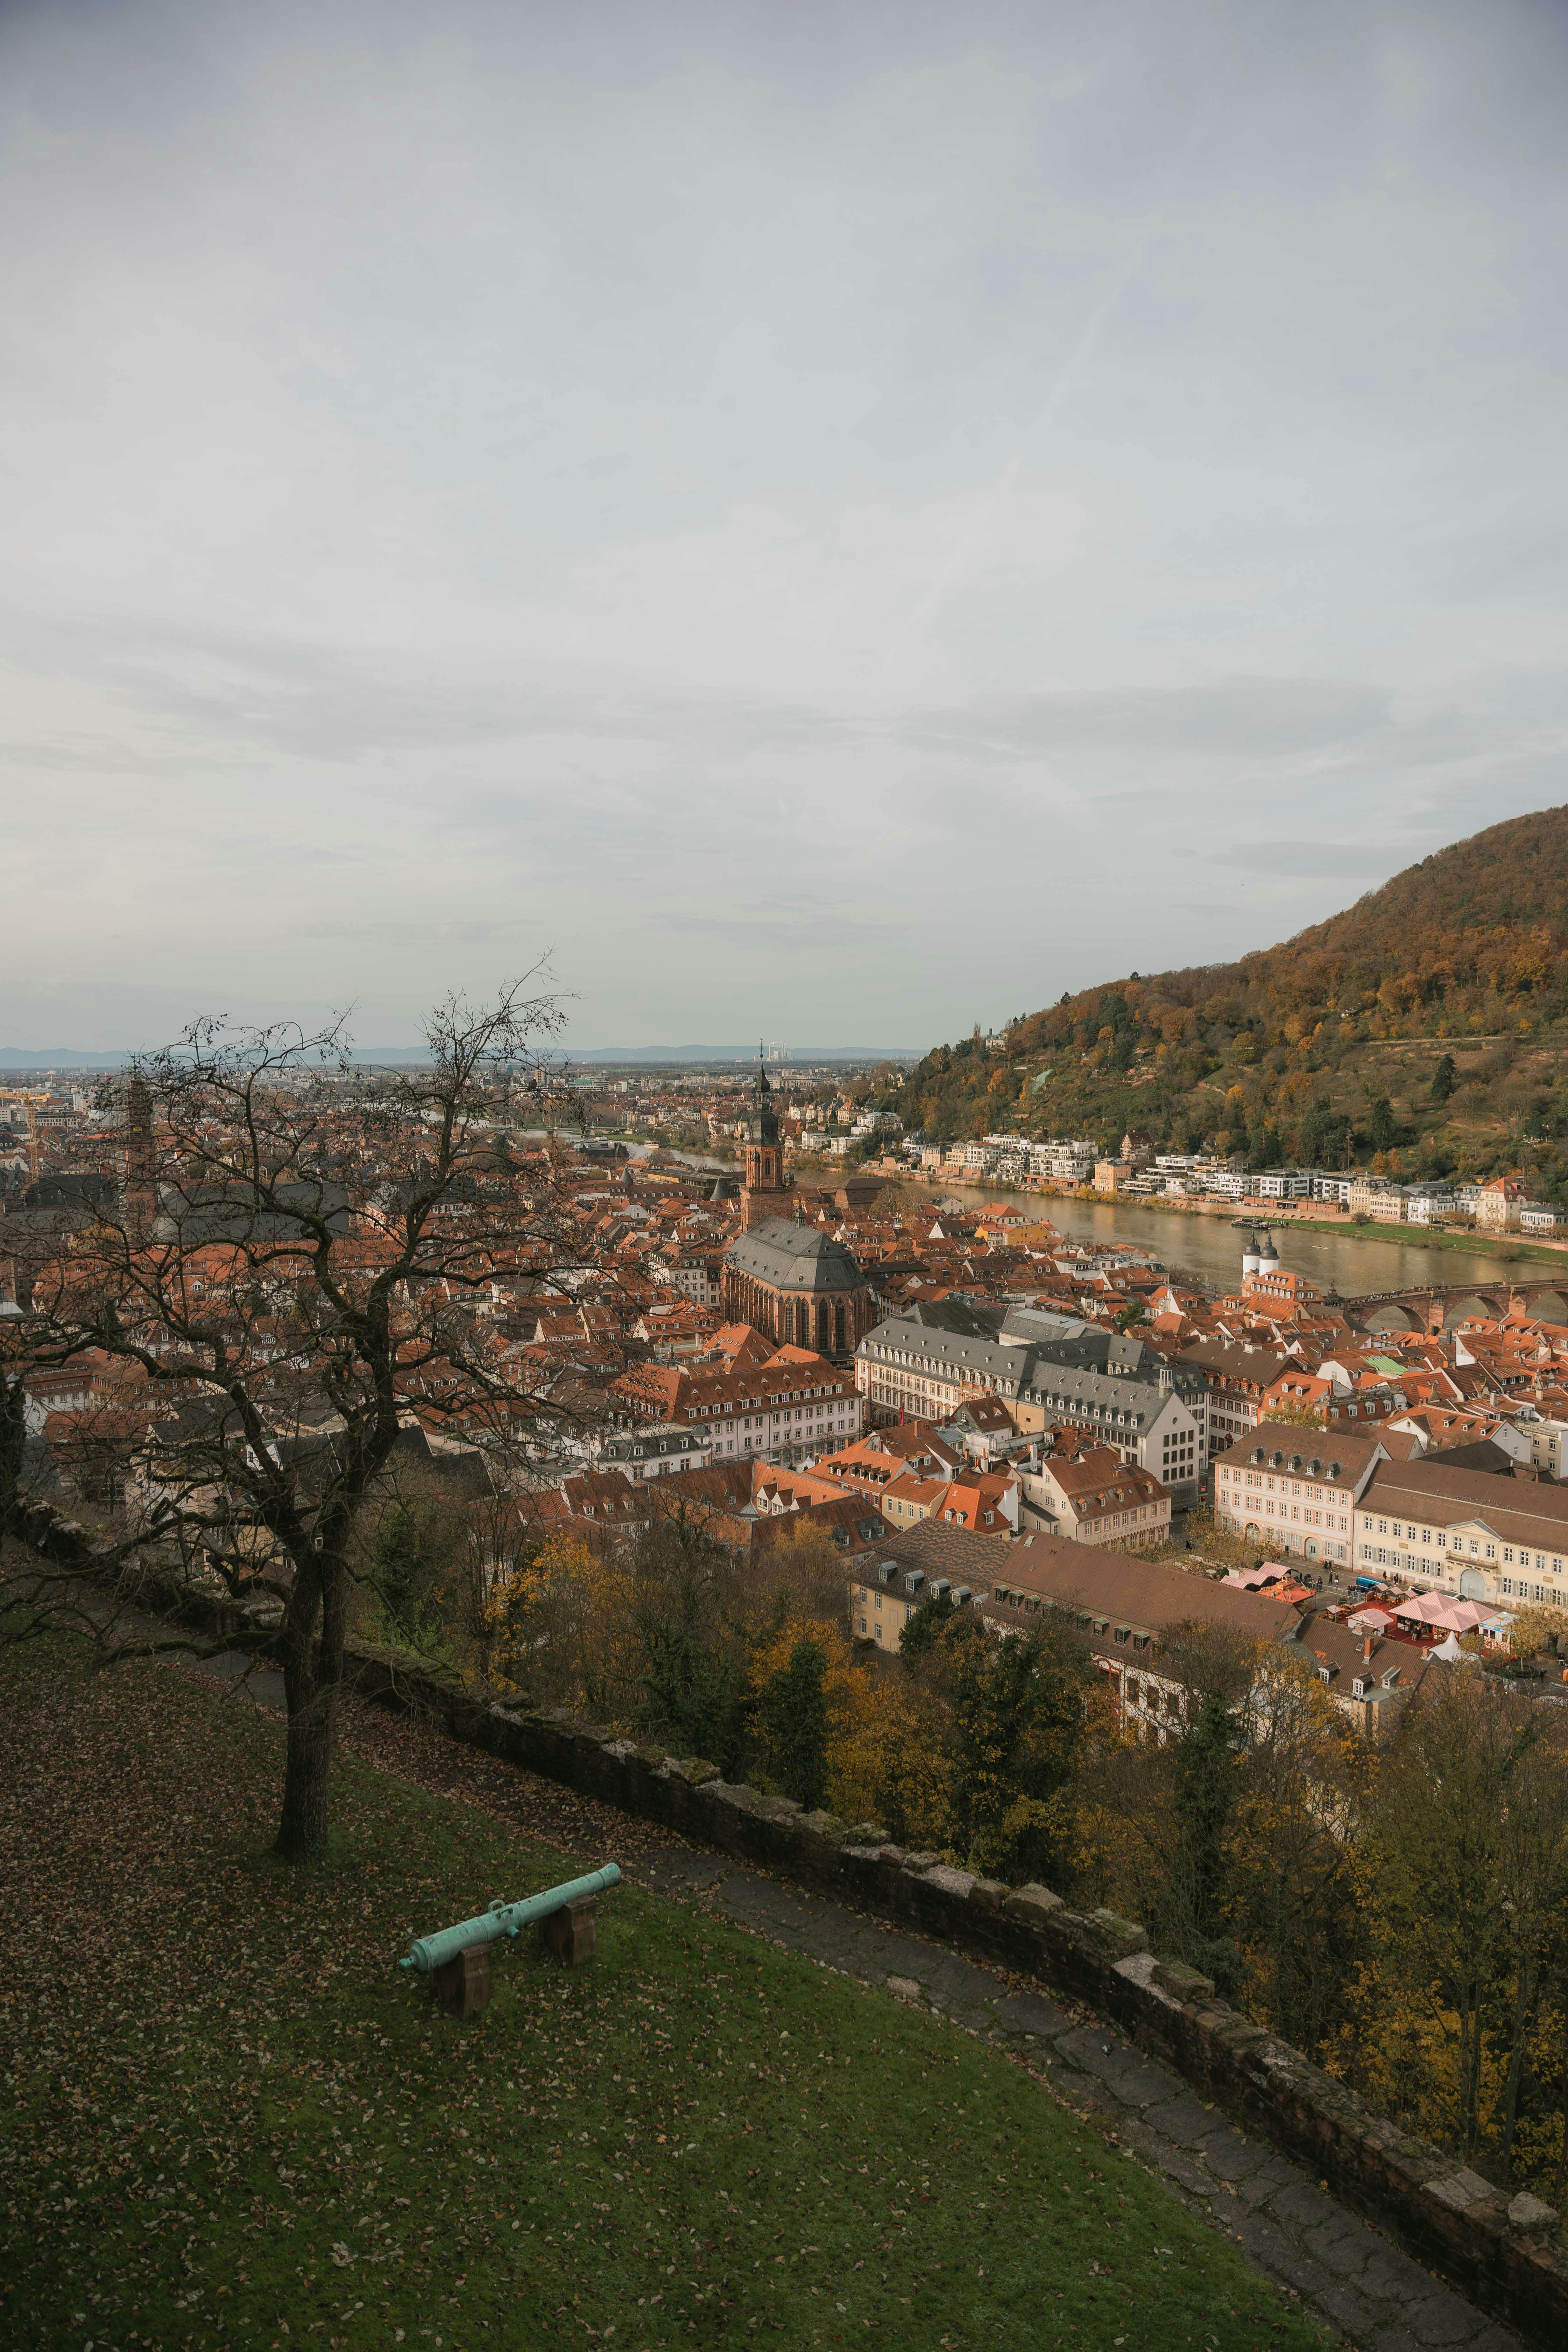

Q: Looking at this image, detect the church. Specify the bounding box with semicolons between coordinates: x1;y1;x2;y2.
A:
720;1060;875;1362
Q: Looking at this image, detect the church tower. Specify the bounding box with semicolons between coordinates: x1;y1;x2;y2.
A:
740;1055;793;1231
122;1072;156;1244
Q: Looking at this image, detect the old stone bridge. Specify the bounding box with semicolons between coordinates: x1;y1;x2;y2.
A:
1341;1276;1568;1334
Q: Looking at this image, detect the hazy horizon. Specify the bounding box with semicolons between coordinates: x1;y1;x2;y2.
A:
4;0;1566;1051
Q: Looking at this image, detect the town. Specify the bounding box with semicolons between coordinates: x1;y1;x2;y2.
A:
6;3;1567;2342
9;1043;1568;1685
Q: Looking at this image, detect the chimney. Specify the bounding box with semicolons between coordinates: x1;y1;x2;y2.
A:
1362;1633;1373;1664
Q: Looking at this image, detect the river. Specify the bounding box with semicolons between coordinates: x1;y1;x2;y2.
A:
935;1185;1560;1301
550;1133;1553;1301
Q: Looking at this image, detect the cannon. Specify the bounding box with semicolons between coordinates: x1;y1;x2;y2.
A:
400;1864;621;2016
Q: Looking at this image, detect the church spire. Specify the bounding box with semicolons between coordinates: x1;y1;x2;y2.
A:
748;1051;779;1147
739;1043;790;1228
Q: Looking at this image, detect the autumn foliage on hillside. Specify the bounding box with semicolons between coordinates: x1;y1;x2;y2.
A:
899;803;1568;1195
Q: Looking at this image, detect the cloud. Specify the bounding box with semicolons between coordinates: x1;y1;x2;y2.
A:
894;679;1390;763
1208;841;1401;878
655;908;899;952
2;0;1567;1044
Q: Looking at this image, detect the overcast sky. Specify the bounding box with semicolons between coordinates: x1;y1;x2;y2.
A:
3;0;1566;1054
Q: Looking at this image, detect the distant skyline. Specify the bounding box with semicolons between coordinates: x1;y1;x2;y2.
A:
0;1042;926;1069
4;0;1567;1051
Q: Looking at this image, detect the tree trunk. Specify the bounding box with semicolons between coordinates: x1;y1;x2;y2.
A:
275;1687;336;1860
1499;1953;1537;2182
1460;1978;1485;2160
0;1369;28;1537
1554;1986;1568;2215
274;1555;343;1862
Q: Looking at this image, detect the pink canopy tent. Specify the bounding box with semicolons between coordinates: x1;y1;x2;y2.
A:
1222;1562;1313;1600
1393;1592;1491;1636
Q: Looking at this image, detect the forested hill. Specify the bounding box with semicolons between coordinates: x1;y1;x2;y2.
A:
897;803;1568;1198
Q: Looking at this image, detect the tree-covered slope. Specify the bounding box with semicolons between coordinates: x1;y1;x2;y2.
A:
901;803;1568;1197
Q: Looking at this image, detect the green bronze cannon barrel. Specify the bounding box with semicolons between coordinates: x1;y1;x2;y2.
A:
399;1863;622;1974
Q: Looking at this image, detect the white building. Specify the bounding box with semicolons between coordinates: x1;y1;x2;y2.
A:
597;1425;713;1481
1405;1185;1457;1226
1253;1169;1315;1201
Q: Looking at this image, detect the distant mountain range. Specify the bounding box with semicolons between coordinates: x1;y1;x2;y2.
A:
0;1043;919;1071
561;1045;920;1066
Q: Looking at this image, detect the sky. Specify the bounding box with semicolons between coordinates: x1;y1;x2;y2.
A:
2;0;1566;1055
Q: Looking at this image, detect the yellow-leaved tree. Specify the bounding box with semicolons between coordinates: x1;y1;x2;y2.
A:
743;1602;950;1843
483;1527;642;1722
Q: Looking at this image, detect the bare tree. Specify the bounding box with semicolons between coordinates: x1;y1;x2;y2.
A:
1;980;577;1860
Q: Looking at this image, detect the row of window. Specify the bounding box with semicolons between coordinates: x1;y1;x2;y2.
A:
1362;1515;1566;1575
1227;1470;1337;1498
692;1384;845;1418
1218;1512;1349;1561
1121;1677;1177;1718
1031;1392;1146;1430
1255;1502;1348;1528
1360;1542;1561;1598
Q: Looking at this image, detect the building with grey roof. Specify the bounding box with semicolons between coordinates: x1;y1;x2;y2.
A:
856;1309;1209;1503
722;1214;874;1362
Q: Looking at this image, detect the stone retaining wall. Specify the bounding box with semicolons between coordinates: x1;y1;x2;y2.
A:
12;1507;1567;2347
360;1657;1568;2345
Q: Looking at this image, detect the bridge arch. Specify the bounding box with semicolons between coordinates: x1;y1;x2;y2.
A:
1362;1303;1419;1332
1441;1294;1500;1328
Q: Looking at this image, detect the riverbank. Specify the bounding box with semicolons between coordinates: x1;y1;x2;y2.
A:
1272;1218;1568;1269
888;1177;1559;1298
919;1174;1568;1272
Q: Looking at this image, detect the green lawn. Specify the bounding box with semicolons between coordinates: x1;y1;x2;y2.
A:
0;1637;1333;2352
1279;1218;1568;1270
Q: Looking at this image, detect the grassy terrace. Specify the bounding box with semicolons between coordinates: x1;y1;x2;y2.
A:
0;1639;1333;2352
1266;1220;1568;1270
